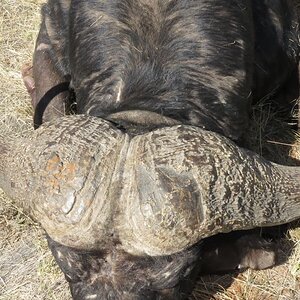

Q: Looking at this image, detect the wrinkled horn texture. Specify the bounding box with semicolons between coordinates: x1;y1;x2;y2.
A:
0;115;299;255
0;116;125;249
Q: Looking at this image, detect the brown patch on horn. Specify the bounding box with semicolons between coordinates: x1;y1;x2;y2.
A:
0;115;127;250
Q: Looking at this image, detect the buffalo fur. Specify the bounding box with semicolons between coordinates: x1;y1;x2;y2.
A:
47;232;278;299
40;0;299;140
34;0;300;299
47;235;201;299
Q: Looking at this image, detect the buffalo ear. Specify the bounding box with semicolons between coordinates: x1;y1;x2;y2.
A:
200;232;276;274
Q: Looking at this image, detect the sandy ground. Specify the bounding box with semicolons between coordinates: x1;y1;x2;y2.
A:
0;1;299;299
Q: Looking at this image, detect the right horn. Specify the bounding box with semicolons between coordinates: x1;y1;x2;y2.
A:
117;125;300;256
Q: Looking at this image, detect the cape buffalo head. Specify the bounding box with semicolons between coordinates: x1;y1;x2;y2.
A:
0;113;299;298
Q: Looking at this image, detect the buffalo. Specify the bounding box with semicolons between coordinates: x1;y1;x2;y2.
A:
1;0;300;299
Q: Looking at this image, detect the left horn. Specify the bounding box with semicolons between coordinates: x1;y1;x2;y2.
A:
0;115;126;249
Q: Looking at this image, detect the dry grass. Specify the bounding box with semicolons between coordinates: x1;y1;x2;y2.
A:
0;0;299;299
